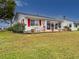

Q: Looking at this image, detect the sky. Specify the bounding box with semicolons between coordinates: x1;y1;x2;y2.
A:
15;0;79;20
16;0;79;20
0;0;79;28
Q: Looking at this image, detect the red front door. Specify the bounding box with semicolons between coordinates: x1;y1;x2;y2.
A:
28;18;30;27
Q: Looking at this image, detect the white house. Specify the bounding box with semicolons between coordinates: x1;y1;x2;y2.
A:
13;12;78;33
61;20;77;31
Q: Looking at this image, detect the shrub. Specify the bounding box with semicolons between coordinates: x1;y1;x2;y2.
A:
64;26;71;31
77;28;79;31
7;23;26;33
7;26;13;31
12;23;26;33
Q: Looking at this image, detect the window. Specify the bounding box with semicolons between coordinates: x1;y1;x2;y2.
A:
51;24;54;29
35;20;38;26
74;23;77;28
69;24;72;27
55;24;58;29
31;20;38;26
58;23;61;28
47;21;50;30
75;24;77;27
31;20;35;26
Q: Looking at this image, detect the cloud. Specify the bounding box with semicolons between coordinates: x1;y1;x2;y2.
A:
15;0;23;7
15;0;28;7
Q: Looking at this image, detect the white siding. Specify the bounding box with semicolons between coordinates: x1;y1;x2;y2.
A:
61;20;77;31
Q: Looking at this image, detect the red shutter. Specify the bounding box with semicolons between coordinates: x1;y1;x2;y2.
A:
21;19;24;24
28;18;30;27
39;20;41;26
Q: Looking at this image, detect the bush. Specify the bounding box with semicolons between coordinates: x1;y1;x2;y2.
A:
7;26;13;31
12;23;26;33
7;23;26;33
77;28;79;31
64;26;71;31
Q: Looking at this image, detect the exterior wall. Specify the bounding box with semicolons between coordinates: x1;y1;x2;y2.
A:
30;20;40;32
16;14;46;32
74;23;79;31
14;14;30;32
15;13;63;32
53;22;61;32
14;13;79;33
71;23;77;31
44;20;47;31
39;20;45;32
61;20;77;31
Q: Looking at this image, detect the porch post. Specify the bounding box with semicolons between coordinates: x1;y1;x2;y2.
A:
53;22;56;31
45;20;47;31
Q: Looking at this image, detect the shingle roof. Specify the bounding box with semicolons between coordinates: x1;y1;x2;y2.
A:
15;12;71;22
16;12;55;20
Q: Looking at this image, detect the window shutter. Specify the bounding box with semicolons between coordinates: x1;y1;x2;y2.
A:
39;20;41;26
21;19;24;24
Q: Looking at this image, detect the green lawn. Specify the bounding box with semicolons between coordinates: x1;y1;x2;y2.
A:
0;31;79;59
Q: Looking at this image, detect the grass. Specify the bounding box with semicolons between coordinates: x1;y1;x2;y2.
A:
0;31;79;59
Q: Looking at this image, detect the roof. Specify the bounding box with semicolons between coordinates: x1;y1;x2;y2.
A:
15;12;72;22
16;12;54;20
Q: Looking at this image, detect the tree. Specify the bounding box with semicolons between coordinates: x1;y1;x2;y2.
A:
0;0;16;24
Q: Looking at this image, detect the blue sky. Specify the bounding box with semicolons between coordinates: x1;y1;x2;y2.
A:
15;0;79;20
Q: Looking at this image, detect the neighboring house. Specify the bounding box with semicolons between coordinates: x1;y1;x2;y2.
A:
61;20;77;31
74;22;79;30
13;12;78;33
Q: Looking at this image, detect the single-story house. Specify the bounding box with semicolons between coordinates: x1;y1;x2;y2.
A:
74;22;79;30
13;12;79;33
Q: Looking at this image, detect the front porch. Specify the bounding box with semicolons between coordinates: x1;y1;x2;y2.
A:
46;20;62;32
